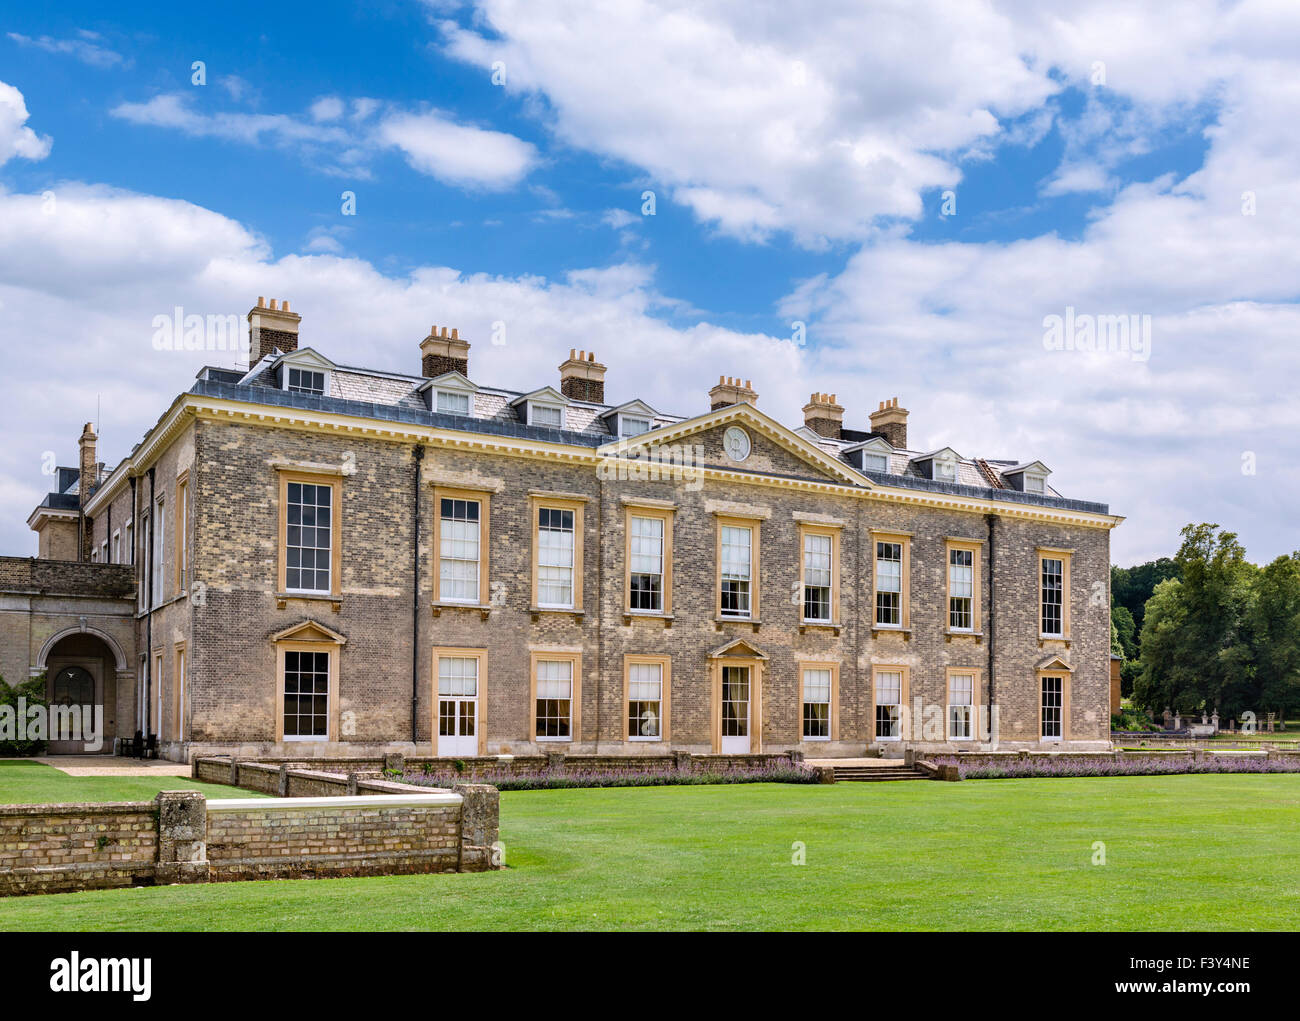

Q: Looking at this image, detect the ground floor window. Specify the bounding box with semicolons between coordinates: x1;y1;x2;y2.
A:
284;650;330;740
802;667;831;739
1041;675;1064;740
627;661;663;739
438;656;478;741
875;670;903;740
948;672;973;739
535;658;573;740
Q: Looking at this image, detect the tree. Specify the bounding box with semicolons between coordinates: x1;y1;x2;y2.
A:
1112;557;1181;641
1250;553;1300;717
1134;577;1187;712
1111;604;1137;660
0;671;48;756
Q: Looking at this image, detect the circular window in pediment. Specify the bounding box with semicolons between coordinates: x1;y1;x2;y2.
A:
723;426;751;462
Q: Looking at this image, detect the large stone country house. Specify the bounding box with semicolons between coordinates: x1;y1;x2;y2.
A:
5;298;1122;761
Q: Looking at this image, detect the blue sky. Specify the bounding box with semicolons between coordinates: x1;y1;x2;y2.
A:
2;1;1298;564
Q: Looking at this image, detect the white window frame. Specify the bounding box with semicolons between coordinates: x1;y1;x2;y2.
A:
528;402;565;428
619;415;652;438
537;506;576;609
875;540;903;627
862;452;889;473
948;672;974;740
719;524;753;619
801;531;833;624
282;648;331;742
151;496;165;604
437;496;482;604
948;547;975;632
534;658;574;742
801;667;832;741
284;366;329;396
284;480;333;595
627;661;663;741
1041;675;1064;742
1041;557;1064;637
875;670;903;742
436;389;472;416
935;456;958;481
628;514;665;614
111;528;121;565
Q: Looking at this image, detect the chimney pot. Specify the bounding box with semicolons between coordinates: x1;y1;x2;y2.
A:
257;296;265;308
421;324;471;379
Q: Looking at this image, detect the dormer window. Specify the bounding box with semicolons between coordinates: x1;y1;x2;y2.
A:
1002;461;1052;495
935;456;957;482
619;416;651;438
911;447;962;483
436;390;471;416
530;402;564;428
287;368;326;395
1025;474;1046;494
862;452;888;473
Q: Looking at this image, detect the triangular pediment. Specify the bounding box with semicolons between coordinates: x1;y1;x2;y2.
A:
707;637;768;660
276;347;337;372
416;370;478;394
1036;653;1072;672
271;619;348;645
509;386;570;408
600;399;659;421
598;403;870;489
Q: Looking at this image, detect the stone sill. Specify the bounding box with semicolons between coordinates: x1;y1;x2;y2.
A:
713;616;761;633
871;625;912;640
432;601;492;620
623;611;674;628
529;606;584;622
276;592;342;611
798;621;842;635
944;630;984;644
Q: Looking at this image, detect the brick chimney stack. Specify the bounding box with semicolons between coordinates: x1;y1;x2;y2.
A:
247;297;301;365
558;349;607;403
78;421;97;561
421;325;470;378
709;376;758;411
802;392;844;438
869;397;909;449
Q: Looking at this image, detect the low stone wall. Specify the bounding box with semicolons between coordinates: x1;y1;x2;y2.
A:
0;786;500;896
0;802;158;895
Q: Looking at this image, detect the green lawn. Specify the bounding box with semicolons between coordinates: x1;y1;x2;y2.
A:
0;760;262;804
2;771;1298;930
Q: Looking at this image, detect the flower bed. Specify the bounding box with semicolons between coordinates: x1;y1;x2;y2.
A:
934;753;1300;780
399;759;817;791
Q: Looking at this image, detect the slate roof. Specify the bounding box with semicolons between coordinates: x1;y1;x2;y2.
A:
184;356;1108;514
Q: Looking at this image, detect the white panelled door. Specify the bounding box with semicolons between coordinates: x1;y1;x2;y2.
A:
437;656;479;757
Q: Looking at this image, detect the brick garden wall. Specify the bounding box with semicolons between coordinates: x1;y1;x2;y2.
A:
0;784;499;896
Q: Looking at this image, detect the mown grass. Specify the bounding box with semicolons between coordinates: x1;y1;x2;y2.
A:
2;769;1298;931
0;760;262;804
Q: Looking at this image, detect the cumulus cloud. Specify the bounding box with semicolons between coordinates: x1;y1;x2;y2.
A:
376;110;537;189
0;81;51;165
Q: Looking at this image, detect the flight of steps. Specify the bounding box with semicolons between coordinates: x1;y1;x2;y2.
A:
830;764;930;782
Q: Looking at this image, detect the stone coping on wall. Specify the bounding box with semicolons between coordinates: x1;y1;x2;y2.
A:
1;784;500;897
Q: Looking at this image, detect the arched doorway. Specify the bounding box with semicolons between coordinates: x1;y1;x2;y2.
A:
42;633;120;754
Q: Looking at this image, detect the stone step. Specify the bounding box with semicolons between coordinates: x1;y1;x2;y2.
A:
831;767;929;781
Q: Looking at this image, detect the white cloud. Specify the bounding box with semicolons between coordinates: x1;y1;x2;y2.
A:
0;81;51;165
376;110;537;189
7;30;125;69
110;93;536;188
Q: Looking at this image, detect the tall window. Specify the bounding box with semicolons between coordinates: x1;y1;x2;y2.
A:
537;507;575;608
438;656;478;741
1041;557;1063;636
124;519;133;564
628;515;665;612
627;661;663;740
949;547;974;630
802;532;833;622
174;646;186;741
720;525;753;618
438;498;481;602
151;497;165;603
875;541;902;626
287;368;326;395
802;667;832;740
535;659;573;740
948;673;974;739
436;390;470;416
112;529;121;565
1041;675;1063;739
285;481;333;593
175;474;189;591
283;650;329;740
875;669;903;740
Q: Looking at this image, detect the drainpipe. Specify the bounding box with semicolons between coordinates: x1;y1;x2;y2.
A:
593;473;603;754
411;444;424;745
129;475;138;734
145;467;156;744
985;513;997;743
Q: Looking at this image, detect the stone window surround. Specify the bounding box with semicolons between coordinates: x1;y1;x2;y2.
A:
623;503;674;618
872;663;910;742
276;468;343;600
529;649;582;743
623;653;671;743
945;665;982;742
714;513;762;623
870;529;912;633
432;646;488;756
431;485;492;609
273;626;345;744
529;493;586;615
1037;546;1073;641
798;659;839;742
1038;669;1072;742
797;521;841;627
944;536;983;637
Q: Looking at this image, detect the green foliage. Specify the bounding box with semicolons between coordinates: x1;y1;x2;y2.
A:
1111;558;1181;642
0;672;49;757
1133;524;1298;720
1111;604;1137;659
